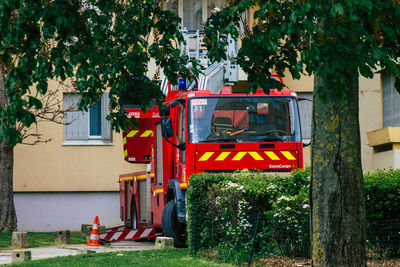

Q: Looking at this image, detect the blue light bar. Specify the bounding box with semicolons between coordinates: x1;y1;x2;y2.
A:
179;78;187;90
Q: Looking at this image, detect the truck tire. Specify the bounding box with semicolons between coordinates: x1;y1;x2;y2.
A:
161;200;186;247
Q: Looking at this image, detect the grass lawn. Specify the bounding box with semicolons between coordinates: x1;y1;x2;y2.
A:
8;248;231;267
0;232;87;250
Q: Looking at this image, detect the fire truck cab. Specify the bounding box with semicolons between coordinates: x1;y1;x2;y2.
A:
119;83;303;247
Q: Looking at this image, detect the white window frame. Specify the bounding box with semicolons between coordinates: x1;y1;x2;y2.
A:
382;72;400;128
63;93;112;146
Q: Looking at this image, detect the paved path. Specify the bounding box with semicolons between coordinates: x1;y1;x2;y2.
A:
0;241;155;265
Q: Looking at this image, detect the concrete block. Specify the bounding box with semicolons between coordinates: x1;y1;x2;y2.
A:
98;225;106;234
12;232;28;248
81;224;92;235
154;237;174;249
12;250;31;263
55;229;71;245
82;224;106;236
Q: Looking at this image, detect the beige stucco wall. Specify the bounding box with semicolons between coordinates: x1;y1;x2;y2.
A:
13;81;145;192
359;75;382;171
13;130;143;192
368;149;400;170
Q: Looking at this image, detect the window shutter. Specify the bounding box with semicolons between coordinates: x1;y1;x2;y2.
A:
101;93;112;140
64;94;89;140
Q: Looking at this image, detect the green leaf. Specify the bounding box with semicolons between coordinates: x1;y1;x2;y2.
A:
331;3;344;16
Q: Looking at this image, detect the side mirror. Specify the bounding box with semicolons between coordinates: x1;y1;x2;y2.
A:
161;117;173;139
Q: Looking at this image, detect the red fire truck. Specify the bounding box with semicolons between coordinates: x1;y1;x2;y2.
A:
105;78;304;247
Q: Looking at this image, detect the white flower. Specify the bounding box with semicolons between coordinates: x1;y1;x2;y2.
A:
267;184;276;190
302;204;309;209
227;181;239;188
277;196;291;202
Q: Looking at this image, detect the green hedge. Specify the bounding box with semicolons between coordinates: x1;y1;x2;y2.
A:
187;168;400;264
364;169;400;257
186;169;310;264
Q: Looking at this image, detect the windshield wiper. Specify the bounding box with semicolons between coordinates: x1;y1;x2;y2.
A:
199;138;238;143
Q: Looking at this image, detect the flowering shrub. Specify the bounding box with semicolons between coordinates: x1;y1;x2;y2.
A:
186;168;310;263
187;168;400;263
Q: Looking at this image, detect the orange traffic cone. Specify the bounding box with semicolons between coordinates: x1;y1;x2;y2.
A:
86;216;102;246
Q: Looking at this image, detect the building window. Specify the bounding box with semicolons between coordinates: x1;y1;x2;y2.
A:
382;72;400;127
64;93;112;145
89;101;102;137
183;0;202;30
166;0;227;31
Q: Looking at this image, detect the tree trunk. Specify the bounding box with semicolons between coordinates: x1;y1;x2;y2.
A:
0;143;17;232
0;67;17;232
310;73;366;266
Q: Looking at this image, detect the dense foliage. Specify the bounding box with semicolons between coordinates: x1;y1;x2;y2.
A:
208;0;400;97
187;168;400;264
187;169;310;264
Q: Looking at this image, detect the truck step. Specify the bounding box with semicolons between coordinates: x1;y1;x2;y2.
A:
100;227;161;242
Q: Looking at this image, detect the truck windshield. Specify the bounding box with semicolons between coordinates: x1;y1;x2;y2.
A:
188;96;301;143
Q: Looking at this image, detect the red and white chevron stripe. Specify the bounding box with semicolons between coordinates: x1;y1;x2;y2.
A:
100;227;161;242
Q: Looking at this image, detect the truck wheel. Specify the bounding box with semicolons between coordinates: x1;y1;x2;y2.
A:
131;198;137;229
161;200;186;247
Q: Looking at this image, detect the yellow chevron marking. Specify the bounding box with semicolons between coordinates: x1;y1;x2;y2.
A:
127;130;139;137
249;151;264;161
216;152;231;161
180;183;188;188
155;188;164;194
232;152;247;161
140;130;153;137
123;137;127;145
281;151;296;160
199;152;214;161
265;151;280;160
124;149;128;157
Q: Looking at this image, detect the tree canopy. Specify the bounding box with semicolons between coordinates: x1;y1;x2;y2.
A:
208;0;400;96
0;0;199;146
